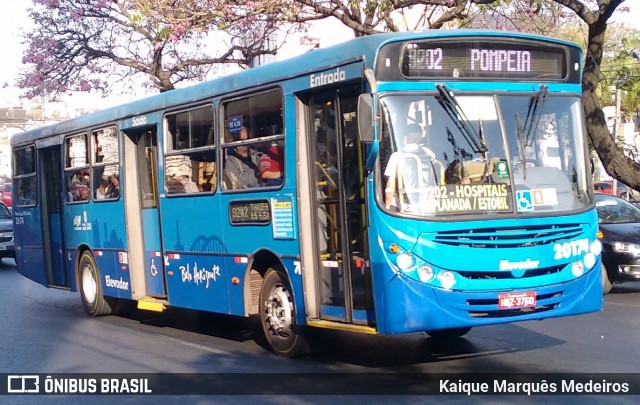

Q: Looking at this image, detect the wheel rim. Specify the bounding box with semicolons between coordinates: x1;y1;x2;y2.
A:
264;283;294;339
81;263;97;305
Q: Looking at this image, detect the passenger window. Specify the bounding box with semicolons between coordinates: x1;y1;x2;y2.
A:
92;127;120;201
65;134;91;203
165;105;216;195
222;89;284;190
14;145;37;207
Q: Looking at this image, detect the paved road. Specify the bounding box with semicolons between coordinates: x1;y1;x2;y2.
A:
1;259;639;403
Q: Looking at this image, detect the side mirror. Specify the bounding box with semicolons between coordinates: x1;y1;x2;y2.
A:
357;94;374;143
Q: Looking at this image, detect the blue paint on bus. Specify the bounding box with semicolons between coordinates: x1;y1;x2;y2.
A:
10;30;602;355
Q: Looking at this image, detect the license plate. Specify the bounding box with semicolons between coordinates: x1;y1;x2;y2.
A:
0;245;6;250
498;291;536;309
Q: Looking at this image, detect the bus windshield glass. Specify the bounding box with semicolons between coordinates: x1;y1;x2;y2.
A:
379;92;591;217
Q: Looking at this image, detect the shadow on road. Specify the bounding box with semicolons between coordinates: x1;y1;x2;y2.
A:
610;281;640;294
119;304;566;369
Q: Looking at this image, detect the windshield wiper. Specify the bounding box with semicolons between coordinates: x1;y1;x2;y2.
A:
523;84;548;147
436;84;487;154
515;113;527;179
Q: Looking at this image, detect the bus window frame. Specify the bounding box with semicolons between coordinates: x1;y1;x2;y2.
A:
64;132;91;204
220;87;285;193
90;125;120;203
163;103;217;198
13;144;38;208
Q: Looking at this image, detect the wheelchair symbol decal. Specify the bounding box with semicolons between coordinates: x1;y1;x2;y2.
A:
516;190;534;212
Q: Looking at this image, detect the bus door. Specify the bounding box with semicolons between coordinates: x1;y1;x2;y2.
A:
304;84;374;325
39;145;69;287
122;125;167;298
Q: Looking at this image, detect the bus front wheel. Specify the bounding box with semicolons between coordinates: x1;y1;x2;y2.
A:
78;251;113;317
426;327;472;339
259;268;309;357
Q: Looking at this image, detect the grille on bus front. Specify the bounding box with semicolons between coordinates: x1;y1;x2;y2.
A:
433;223;583;248
458;264;564;280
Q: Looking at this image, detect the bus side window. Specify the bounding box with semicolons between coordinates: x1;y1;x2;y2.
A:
221;88;284;191
164;105;216;195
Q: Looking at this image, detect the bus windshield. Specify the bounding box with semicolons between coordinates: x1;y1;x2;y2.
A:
379;92;591;217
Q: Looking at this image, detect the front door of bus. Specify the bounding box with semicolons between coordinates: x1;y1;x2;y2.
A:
123;126;166;297
309;85;374;324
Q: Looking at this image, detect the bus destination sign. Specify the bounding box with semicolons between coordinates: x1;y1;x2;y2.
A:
229;199;271;225
401;40;568;80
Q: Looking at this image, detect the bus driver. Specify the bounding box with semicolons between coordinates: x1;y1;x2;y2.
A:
384;124;436;210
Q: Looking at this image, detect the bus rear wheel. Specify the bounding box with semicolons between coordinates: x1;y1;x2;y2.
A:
78;251;113;317
259;268;309;357
426;327;472;339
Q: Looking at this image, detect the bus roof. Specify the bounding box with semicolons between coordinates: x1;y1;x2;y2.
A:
12;29;580;146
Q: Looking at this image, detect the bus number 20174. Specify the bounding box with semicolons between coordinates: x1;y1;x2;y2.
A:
553;238;589;260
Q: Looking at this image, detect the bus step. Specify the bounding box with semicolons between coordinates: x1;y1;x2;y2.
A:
137;298;167;312
306;319;377;334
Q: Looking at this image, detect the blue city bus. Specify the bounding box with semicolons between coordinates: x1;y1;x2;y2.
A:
11;30;603;357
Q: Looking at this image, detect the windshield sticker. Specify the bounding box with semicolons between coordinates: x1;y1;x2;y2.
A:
531;188;558;206
516;190;534;212
495;161;510;178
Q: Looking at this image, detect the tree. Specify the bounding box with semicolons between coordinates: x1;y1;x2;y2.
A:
466;1;639;190
542;0;639;191
19;0;282;98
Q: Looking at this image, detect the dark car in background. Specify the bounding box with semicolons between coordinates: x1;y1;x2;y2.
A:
595;194;640;293
0;202;14;262
1;183;12;208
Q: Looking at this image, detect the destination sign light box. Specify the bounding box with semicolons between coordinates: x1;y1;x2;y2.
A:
398;40;569;81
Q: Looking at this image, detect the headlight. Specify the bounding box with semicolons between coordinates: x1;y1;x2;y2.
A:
612;242;640;255
439;271;456;290
396;252;415;272
571;261;585;277
417;265;434;282
583;253;596;269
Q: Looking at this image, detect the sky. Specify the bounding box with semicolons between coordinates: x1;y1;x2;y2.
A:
0;1;636;109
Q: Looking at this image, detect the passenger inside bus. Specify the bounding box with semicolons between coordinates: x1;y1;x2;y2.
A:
95;175;110;200
224;126;261;189
260;142;284;186
18;177;37;205
106;175;120;199
383;124;436;210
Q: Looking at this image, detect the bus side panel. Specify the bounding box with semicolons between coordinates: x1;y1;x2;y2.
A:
141;208;164;296
64;201;128;295
164;253;229;313
14;208;48;286
94;251;133;299
224;256;248;316
48;213;66;286
160;195;230;312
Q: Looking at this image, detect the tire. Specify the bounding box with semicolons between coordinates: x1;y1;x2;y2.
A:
601;263;613;295
259;268;309;357
426;327;472;339
78;251;113;317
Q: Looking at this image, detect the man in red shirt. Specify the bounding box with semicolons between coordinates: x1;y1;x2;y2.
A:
260;143;284;186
